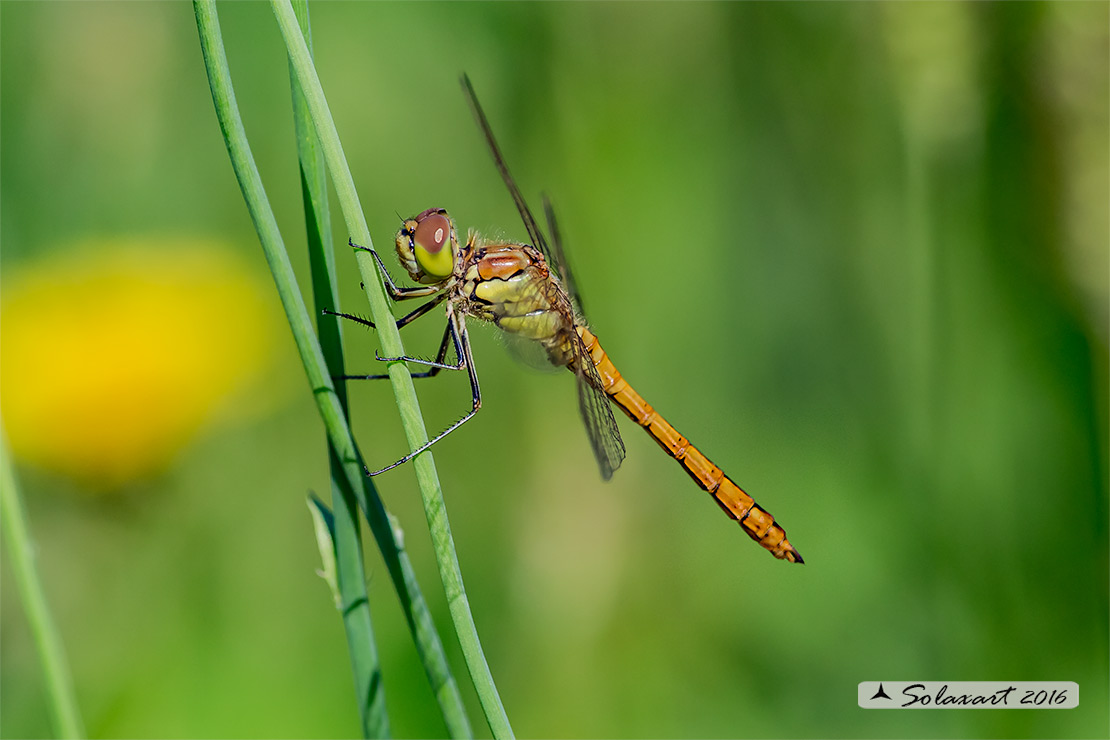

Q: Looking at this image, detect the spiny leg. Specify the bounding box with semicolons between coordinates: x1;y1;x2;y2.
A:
340;320;459;381
367;318;482;476
322;290;445;333
374;334;465;370
349;238;440;300
322;294;449;379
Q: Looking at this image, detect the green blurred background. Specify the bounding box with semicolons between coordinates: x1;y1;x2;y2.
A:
2;2;1107;738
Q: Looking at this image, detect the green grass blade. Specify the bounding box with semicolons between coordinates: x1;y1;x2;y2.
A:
192;2;389;736
269;1;514;737
285;2;388;736
285;1;471;736
0;433;85;739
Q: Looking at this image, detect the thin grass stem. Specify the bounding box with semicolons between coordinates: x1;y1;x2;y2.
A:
0;433;85;739
283;1;388;735
285;1;471;736
192;2;389;735
269;1;513;736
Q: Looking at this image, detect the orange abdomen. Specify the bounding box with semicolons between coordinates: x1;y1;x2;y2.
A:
577;327;803;564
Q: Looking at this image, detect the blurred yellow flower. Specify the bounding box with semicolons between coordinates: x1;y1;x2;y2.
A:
1;240;282;489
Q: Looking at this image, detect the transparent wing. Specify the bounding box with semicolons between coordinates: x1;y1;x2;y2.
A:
541;195;587;318
460;75;553;266
462;74;623;479
460;75;587;317
571;330;626;480
542;193;620;475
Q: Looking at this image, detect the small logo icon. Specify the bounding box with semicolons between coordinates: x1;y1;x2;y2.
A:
870;683;892;701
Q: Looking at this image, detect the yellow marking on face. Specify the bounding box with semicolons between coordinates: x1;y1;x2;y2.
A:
415;240;454;279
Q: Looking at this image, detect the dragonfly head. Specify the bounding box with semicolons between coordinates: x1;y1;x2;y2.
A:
395;208;459;284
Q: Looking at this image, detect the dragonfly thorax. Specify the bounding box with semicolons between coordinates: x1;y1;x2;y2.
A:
459;241;580;368
395;208;460;284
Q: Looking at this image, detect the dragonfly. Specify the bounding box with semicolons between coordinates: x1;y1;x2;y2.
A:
325;75;802;564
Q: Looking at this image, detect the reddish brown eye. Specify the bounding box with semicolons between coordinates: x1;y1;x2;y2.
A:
414;211;450;254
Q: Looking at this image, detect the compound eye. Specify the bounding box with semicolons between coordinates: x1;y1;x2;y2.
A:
413;211;450;254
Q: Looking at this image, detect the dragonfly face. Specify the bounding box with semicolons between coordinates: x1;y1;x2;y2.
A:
395;207;460;285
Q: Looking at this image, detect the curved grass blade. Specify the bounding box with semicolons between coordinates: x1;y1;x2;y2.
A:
285;1;471;735
270;2;513;736
192;2;390;735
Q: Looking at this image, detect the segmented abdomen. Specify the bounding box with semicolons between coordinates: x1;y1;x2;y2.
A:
576;327;803;564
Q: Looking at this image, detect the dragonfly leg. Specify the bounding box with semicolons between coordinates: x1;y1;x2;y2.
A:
324;295;449;381
340;321;457;382
367;319;482;476
404;324;460;379
373;304;468;371
323;308;376;330
349;238;440;300
374;347;462;371
323;291;446;332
